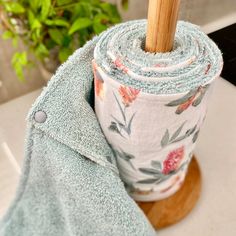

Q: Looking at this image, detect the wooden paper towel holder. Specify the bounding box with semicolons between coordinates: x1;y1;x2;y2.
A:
136;0;202;229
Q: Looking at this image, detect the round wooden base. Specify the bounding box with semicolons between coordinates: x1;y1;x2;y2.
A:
136;156;201;229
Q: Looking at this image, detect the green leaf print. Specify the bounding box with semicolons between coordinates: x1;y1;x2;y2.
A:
113;148;136;170
166;89;196;107
161;129;170;147
170;121;186;142
192;130;200;143
113;92;126;122
151;160;162;171
109;90;138;137
160;122;198;147
166;84;210;114
139;168;162;176
137;178;160;184
126;112;136;135
109;121;120;133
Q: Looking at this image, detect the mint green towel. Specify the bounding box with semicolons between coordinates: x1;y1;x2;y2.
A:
0;35;156;235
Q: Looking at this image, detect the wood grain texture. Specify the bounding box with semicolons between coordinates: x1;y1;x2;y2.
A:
145;0;180;52
137;156;201;229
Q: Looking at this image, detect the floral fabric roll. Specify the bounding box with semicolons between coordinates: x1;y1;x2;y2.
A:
93;20;223;201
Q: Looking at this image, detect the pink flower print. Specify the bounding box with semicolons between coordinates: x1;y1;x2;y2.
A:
155;63;166;67
118;86;140;107
176;94;196;114
92;61;104;100
205;64;211;74
138;148;187;185
114;58;128;73
162;146;184;175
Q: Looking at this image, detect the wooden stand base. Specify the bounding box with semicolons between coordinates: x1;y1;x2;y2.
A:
137;156;201;229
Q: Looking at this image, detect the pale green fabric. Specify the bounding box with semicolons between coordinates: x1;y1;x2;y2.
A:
93;20;222;201
0;36;156;236
95;20;222;94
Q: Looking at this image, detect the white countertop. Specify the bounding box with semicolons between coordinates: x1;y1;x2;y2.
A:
0;78;236;235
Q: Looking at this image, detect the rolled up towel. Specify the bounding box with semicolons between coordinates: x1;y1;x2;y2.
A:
93;19;223;201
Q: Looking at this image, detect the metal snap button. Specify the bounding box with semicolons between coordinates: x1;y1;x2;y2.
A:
34;111;47;123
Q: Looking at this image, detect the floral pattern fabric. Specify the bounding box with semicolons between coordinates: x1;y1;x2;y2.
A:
92;61;104;100
166;84;210;114
108;86;139;137
93;59;213;201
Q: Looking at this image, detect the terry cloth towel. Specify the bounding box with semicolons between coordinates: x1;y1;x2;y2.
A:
0;37;156;235
93;20;223;201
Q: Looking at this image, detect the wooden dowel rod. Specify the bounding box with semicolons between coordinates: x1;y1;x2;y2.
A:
145;0;180;53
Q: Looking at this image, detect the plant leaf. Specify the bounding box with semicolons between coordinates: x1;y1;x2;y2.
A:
27;10;35;28
113;149;122;158
93;22;108;34
45;19;70;28
172;134;186;143
124;182;135;191
139;168;161;176
161;129;169;147
203;84;210;90
30;0;41;12
185;129;191;136
108;122;120;134
100;2;121;23
35;44;49;58
11;52;28;81
137;178;159;184
59;47;72;62
68;17;92;35
192;130;200;143
2;31;13;40
119;155;130;161
120;150;135;161
31;19;42;30
41;0;51;21
113;93;126;122
187;125;197;137
93;13;109;34
154;176;169;184
57;0;73;6
192;92;205;107
170;121;186;142
151;161;162;170
127;160;136;170
111;115;125;129
48;28;63;45
126;112;136;135
113;149;135;170
166;89;196;107
5;2;25;14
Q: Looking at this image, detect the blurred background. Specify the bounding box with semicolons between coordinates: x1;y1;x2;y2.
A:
0;1;236;235
0;0;236;103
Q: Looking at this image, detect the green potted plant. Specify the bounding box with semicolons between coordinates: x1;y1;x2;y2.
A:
0;0;128;81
